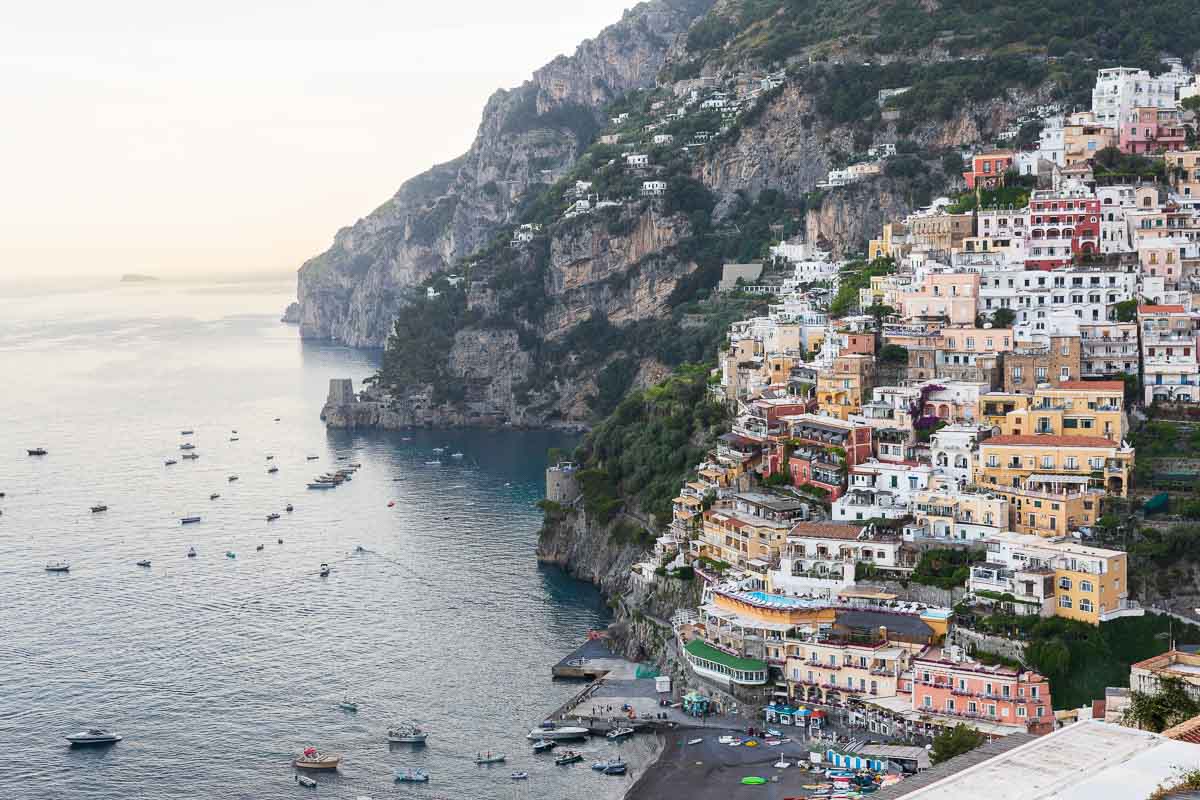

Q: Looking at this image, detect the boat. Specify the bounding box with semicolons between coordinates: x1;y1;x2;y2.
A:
277;538;283;544
227;475;238;482
229;436;239;442
210;493;220;500
136;559;151;567
225;551;236;559
306;456;319;461
295;775;317;788
424;460;441;466
510;772;528;780
231;429;237;434
531;739;556;753
387;723;428;744
27;448;47;456
164;459;177;466
319;563;331;577
286;504;294;512
475;752;506;765
741;777;767;785
180;443;195;450
394;768;429;783
268;466;279;474
451;452;464;459
606;727;634;740
187;547;197;558
349;462;362;468
45;561;70;572
687;738;703;746
256;544;264;551
527;726;589;741
387;501;395;507
339;696;358;712
90;504;108;513
603;759;627;775
431;448;444;454
180;516;201;524
307;483;336;490
65;729;121;745
554;750;582;765
294;748;340;770
180;430;194;435
266;513;280;521
274;417;281;422
266;455;274;461
336;456;347;461
181;453;199;460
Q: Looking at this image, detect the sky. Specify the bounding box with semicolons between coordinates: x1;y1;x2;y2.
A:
0;1;635;279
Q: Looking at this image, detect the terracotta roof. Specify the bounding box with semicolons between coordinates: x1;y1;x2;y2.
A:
1139;304;1187;313
1162;712;1200;744
1053;380;1125;392
789;522;865;540
985;434;1121;448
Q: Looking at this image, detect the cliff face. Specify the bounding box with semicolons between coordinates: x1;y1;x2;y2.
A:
297;0;716;347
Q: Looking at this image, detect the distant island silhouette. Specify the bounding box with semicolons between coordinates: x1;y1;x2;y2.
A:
119;273;158;283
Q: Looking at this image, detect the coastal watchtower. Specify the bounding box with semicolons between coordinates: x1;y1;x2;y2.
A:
546;462;580;505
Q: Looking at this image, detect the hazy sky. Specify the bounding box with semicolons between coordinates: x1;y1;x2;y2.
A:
0;1;635;278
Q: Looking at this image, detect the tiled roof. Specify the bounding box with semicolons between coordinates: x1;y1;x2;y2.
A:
1054;380;1125;392
985;434;1120;448
1139;304;1187;313
1162;712;1200;744
788;522;865;540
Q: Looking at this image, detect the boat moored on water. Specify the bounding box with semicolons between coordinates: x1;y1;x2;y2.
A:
227;475;238;482
286;504;293;512
165;459;177;466
338;697;358;712
256;544;264;551
306;455;319;461
294;748;340;770
90;504;108;513
387;722;428;744
180;516;201;524
268;466;278;474
210;493;220;500
604;759;627;775
606;727;634;740
319;563;331;577
65;729;121;746
136;559;151;567
527;725;589;741
554;750;582;765
180;430;193;435
266;513;280;521
394;768;429;783
45;561;70;572
295;775;316;788
531;739;556;753
510;772;528;780
179;443;195;450
475;752;506;765
307;482;335;490
27;448;47;456
187;547;197;557
181;453;199;460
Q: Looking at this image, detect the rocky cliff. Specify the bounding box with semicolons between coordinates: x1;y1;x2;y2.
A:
296;0;716;347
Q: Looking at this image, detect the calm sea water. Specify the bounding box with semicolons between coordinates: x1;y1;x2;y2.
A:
0;278;649;800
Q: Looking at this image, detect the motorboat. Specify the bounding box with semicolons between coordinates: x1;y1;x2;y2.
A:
210;493;220;500
387;722;428;744
606;727;634;740
339;697;359;712
294;748;340;770
424;460;441;466
180;516;201;524
229;436;239;442
187;547;197;558
355;545;366;552
387;501;395;507
277;538;283;544
451;452;464;459
164;459;177;466
295;775;317;788
231;429;237;434
687;738;703;745
227;475;238;482
181;453;199;460
554;750;582;765
319;563;331;577
27;448;47;456
136;559;151;567
510;772;528;780
474;752;506;765
268;466;279;474
306;456;319;461
274;417;281;422
256;544;264;551
65;729;121;745
225;551;236;559
180;430;194;435
348;462;362;468
286;504;294;512
307;483;335;490
604;759;627;775
527;726;589;741
394;768;429;783
90;504;108;513
431;448;444;454
45;561;70;572
266;455;274;461
179;443;195;450
266;513;280;521
531;739;556;753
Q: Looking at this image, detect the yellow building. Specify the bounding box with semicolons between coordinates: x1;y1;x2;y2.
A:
817;354;876;420
997;381;1127;443
869;222;907;261
976;434;1134;498
978;391;1032;431
1000;477;1105;538
969;531;1133;624
697;493;808;569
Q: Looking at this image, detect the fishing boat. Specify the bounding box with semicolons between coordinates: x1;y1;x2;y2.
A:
268;466;279;474
179;443;195;450
136;559;151;567
424;460;441;466
90;504;108;513
180;516;201;524
210;493;220;500
394;768;429;783
164;459;177;466
295;775;316;788
687;738;703;746
475;752;506;765
180;430;194;435
286;504;294;512
187;547;197;557
266;513;280;521
319;563;331;577
266;455;274;461
387;722;428;744
307;482;335;490
510;772;528;780
227;475;238;482
554;750;582;765
256;544;264;551
306;455;319;461
225;551;236;559
45;561;70;572
181;453;199;460
527;726;589;741
65;729;121;745
531;739;556;753
603;759;627;775
339;697;358;712
606;727;634;740
27;448;47;456
294;748;340;770
229;436;239;442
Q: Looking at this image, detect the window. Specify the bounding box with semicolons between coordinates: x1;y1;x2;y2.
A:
1059;595;1073;608
1080;580;1093;592
1058;576;1072;590
1041;456;1053;469
1018;706;1027;717
1080;599;1094;613
923;695;932;708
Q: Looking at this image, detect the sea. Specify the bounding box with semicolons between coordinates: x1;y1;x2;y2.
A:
0;277;658;799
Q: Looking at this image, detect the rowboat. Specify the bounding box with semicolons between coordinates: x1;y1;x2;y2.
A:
510;772;528;780
531;739;556;753
136;559;151;567
296;775;316;788
294;749;340;770
91;504;108;513
394;768;429;783
387;722;427;744
554;750;582;765
45;562;70;572
475;752;506;765
307;483;335;490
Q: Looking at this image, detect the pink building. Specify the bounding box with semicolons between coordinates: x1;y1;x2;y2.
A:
1120;108;1187;155
1026;189;1100;270
963;151;1014;190
898;647;1054;735
898;273;981;325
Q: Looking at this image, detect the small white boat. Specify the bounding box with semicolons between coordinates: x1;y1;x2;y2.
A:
181;453;199;460
179;443;195;450
65;728;121;745
687;738;703;746
136;559;151;567
296;775;317;788
227;475;238;482
527;726;589;741
267;466;279;474
451;452;464;459
394;768;429;783
431;447;445;454
387;722;428;744
164;459;177;466
90;504;108;513
266;513;280;521
338;697;358;712
45;561;70;572
774;759;790;769
606;727;634;740
424;460;441;466
319;563;331;577
510;772;528;780
475;752;506;765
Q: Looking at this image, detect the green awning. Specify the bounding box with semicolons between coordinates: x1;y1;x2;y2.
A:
685;638;768;672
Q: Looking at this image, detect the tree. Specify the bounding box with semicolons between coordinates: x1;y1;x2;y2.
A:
1183;96;1200;113
989;308;1017;328
930;724;985;765
879;343;909;364
1124;676;1200;732
1114;299;1138;322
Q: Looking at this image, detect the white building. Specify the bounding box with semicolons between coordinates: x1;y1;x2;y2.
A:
928;424;989;485
1035;115;1066;167
978;267;1137;326
832;460;932;523
1092;67;1179;127
652;133;674;145
625;153;649;168
1096;185;1138;254
640;180;667;197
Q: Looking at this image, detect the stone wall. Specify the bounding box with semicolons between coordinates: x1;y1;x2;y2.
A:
949;626;1027;664
858;579;967;608
546;465;581;505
